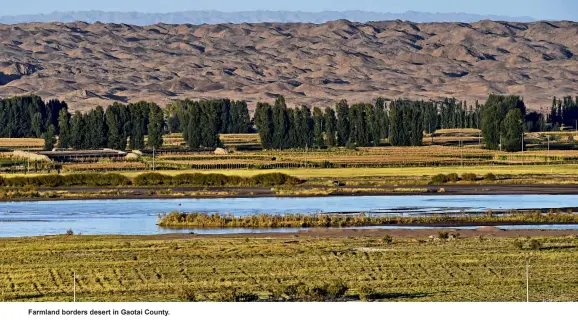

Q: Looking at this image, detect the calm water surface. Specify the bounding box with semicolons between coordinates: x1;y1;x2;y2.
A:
2;194;578;237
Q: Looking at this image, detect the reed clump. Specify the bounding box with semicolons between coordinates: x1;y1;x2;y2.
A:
157;211;578;228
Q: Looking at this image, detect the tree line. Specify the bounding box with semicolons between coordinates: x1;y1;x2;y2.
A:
548;96;578;130
0;94;574;152
0;95;67;139
0;96;251;150
164;99;250;149
254;95;541;150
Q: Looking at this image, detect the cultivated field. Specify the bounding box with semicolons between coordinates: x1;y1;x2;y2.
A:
3;130;578;186
0;234;576;302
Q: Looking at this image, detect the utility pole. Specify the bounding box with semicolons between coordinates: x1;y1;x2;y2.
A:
152;146;155;171
526;257;530;303
26;146;30;175
460;140;463;167
499;134;502;152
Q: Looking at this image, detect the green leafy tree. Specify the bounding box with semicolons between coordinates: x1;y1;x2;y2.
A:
199;100;221;147
312;107;325;148
254;102;273;149
147;103;164;149
324;107;337;147
336;100;350;146
481;106;504;150
272;97;290;149
503;108;524;152
57;108;71;148
70;111;85;149
41;124;56;150
106;103;128;150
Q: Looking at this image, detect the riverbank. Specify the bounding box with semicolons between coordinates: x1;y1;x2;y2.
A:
1;183;578;202
1;233;577;302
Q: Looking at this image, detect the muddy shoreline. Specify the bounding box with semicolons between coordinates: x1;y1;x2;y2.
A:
17;227;575;240
1;183;578;202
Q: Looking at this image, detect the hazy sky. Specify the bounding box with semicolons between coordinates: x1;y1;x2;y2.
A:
2;0;577;20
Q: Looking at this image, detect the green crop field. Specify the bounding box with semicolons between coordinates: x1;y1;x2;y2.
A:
1;235;577;302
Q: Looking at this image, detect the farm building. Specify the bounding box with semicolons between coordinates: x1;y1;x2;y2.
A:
35;149;128;163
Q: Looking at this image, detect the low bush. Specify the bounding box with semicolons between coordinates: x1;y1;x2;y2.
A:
437;231;449;240
178;286;197;302
133;173;171;186
447;173;460;182
528;239;542;250
249;173;301;186
358;285;376;301
383;235;393;244
484;173;497;181
326;280;349;299
513;239;542;250
429;174;449;184
461;173;477;181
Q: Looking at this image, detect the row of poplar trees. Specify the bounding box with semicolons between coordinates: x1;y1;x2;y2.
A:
0;95;251;150
165;99;251;148
0;95;67;140
548;96;578;129
57;101;165;151
254;97;391;149
254;96;486;149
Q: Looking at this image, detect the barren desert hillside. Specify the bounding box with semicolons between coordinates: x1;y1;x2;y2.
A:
0;20;576;111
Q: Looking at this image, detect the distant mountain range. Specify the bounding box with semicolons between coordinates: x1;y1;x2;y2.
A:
0;10;538;25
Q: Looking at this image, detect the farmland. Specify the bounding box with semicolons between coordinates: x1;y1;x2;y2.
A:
3;129;578;178
1;233;577;302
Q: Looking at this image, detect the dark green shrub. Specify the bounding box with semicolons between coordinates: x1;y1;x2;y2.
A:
327;280;348;299
359;285;376;301
178;286;197;302
528;239;542;250
133;173;171;186
236;292;259;302
308;284;329;301
201;173;234;186
447;173;459;182
484;173;497;181
429;174;449;184
249;173;301;186
437;231;449;240
284;284;300;300
318;160;334;168
383;235;393;244
461;173;477;181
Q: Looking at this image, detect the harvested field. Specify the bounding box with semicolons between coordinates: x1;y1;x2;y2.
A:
1;234;577;302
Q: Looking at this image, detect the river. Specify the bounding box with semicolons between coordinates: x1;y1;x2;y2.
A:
1;194;578;237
